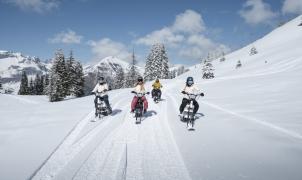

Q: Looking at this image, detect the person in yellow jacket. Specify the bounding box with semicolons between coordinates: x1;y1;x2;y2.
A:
151;79;162;99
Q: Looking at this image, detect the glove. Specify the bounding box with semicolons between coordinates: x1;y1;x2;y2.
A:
181;91;186;94
91;92;95;95
200;93;204;96
131;91;136;93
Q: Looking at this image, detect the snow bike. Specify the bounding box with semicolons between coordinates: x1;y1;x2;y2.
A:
131;91;150;124
180;92;204;130
152;89;161;103
93;91;111;121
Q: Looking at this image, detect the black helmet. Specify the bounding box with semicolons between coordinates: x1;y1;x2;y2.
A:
137;76;143;82
98;76;105;84
186;77;194;86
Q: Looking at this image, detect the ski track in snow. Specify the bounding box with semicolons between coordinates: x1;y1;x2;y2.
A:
201;100;302;140
167;89;302;141
72;93;191;180
31;94;127;180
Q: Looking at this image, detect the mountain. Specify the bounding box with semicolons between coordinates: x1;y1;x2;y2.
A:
84;56;144;76
0;50;50;93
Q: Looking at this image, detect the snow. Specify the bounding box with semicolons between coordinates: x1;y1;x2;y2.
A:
84;56;144;76
1;15;302;180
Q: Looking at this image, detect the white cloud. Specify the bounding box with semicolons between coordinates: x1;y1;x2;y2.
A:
172;9;206;34
48;30;83;44
135;9;229;61
135;9;205;47
239;0;278;25
87;38;131;61
4;0;59;13
135;27;184;47
179;34;230;60
282;0;302;14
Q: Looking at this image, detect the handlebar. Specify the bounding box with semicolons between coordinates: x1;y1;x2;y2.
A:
182;91;204;97
131;91;150;95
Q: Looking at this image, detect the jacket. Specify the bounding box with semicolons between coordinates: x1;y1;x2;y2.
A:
92;83;109;95
134;84;146;94
152;82;162;89
182;85;200;99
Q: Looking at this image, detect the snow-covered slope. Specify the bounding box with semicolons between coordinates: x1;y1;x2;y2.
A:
1;16;302;180
195;15;302;78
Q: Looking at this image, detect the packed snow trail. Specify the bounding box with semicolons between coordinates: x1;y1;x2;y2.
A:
31;90;191;180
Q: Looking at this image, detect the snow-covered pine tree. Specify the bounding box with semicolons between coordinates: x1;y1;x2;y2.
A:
115;66;125;89
29;78;34;95
144;43;169;81
48;50;66;102
236;60;242;69
125;50;140;88
18;71;29;95
250;46;258;56
66;50;76;96
144;53;152;81
72;61;85;97
220;52;226;62
0;76;2;91
34;74;43;95
160;45;169;79
49;73;62;102
43;74;49;95
202;55;215;79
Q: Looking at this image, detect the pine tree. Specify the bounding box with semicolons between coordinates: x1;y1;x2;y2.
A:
29;78;34;95
49;73;62;102
48;50;66;101
115;67;125;89
220;52;226;62
125;50;140;88
18;71;29;95
144;43;169;81
0;76;3;91
43;74;49;95
72;61;85;97
66;50;76;96
250;46;258;56
236;60;242;69
202;56;215;79
34;74;44;95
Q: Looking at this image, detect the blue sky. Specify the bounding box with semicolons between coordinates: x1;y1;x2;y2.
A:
0;0;301;66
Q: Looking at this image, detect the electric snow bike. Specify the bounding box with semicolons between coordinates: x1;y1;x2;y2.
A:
131;91;150;124
180;92;204;130
152;89;161;103
93;91;111;121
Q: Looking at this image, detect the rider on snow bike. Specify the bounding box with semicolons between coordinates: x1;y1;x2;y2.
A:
151;78;162;100
91;77;112;116
179;77;203;117
131;76;148;114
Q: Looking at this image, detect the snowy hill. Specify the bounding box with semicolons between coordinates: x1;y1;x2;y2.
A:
1;16;302;180
194;15;302;78
0;50;50;93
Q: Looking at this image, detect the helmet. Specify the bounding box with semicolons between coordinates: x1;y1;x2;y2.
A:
137;76;143;82
186;77;194;86
155;78;159;83
98;76;105;85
